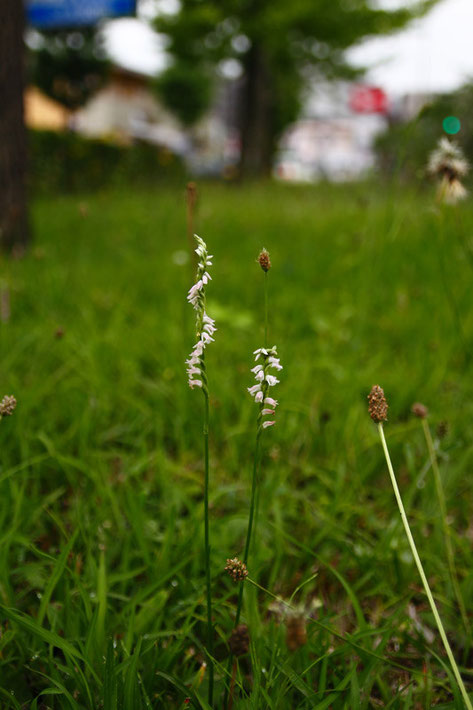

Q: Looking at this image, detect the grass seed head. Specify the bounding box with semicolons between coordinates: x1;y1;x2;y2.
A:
368;385;388;423
225;557;248;582
0;395;17;417
412;402;428;419
229;624;250;656
258;248;271;272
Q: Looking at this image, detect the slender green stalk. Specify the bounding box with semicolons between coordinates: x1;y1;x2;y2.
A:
378;423;472;709
202;385;214;705
252;269;268;577
223;430;262;709
234;430;262;627
264;271;268;348
421;418;471;640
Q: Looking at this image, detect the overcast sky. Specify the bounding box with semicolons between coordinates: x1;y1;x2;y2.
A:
103;0;473;96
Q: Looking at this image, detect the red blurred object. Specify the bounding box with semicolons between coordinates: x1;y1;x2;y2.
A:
349;85;388;114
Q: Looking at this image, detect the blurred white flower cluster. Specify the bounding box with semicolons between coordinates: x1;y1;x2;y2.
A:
427;137;469;205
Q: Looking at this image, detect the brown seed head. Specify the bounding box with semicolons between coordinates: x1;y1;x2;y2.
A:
436;421;449;440
258;248;271;272
229;624;250;656
368;385;388;423
411;402;428;419
0;395;16;417
225;557;248;583
286;614;308;652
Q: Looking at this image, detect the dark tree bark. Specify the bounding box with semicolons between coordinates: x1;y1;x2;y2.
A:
0;1;30;252
239;44;276;178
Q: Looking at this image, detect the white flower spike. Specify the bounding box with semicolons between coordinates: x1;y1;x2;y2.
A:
248;345;282;429
186;235;217;390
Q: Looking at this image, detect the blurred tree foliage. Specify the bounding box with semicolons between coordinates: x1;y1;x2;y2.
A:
156;60;212;126
27;28;108;109
155;0;439;177
375;83;473;182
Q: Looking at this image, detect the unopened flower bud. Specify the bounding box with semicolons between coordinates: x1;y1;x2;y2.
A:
258;248;271;272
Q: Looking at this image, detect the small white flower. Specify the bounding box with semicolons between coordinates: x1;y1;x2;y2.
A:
189;379;203;388
262;421;275;429
251;365;263;374
253;347;268;361
248;384;262;396
203;322;217;336
255;370;265;382
255;391;264;403
262;408;275;415
268;357;283;371
264;397;278;407
201;332;215;345
265;375;279;387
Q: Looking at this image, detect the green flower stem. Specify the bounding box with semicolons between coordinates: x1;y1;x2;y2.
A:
224;430;262;709
378;422;472;710
235;429;262;627
202;384;214;706
264;270;268;348
421;418;471;641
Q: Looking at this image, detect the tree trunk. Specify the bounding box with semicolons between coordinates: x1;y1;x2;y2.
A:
239;44;276;178
0;2;30;253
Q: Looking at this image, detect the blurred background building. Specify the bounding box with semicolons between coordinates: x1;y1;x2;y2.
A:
23;0;468;184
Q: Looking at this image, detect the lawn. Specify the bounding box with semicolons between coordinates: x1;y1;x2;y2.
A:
1;180;473;708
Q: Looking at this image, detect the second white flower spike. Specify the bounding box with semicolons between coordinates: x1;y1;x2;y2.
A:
248;345;282;429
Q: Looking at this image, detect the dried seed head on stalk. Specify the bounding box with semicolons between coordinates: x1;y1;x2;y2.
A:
258;248;271;272
368;385;388;423
412;402;429;419
228;624;250;656
225;557;248;582
0;395;17;417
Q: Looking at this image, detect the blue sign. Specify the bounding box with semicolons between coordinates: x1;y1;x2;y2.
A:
27;0;136;29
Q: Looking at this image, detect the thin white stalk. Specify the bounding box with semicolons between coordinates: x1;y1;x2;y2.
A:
378;423;472;710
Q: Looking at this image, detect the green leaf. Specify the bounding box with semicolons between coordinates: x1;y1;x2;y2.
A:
38;529;78;625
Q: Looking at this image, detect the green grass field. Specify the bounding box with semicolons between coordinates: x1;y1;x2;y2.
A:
1;181;473;708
